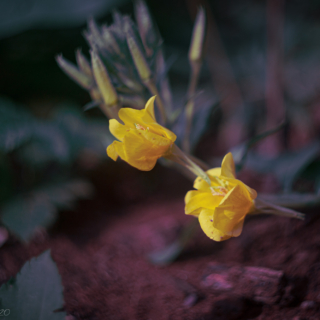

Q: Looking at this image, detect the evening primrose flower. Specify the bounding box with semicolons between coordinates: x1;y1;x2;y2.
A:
107;96;176;171
185;152;257;241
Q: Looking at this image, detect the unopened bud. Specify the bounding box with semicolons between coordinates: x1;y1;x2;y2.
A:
134;0;158;56
188;7;206;62
101;26;121;55
90;50;118;106
76;49;93;78
56;54;92;89
87;18;107;51
125;19;151;81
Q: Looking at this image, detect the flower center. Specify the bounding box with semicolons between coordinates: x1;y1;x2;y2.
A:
210;186;228;196
134;123;150;132
134;123;146;130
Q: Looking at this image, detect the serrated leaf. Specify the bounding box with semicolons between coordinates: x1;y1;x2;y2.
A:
1;196;55;241
0;250;65;320
1;180;93;241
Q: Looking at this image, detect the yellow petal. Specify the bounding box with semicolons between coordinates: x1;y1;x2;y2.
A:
185;191;222;216
145;96;156;120
213;184;252;233
220;152;236;179
109;119;128;141
194;170;224;190
118;102;176;142
142;130;173;148
122;130;170;171
198;208;231;241
245;185;257;200
106;142;118;161
223;176;257;200
106;140;127;162
207;167;221;177
118;107;149;127
231;218;245;237
185;191;201;216
193;176;210;191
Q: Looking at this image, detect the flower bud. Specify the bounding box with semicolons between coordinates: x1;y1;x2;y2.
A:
134;0;160;56
188;7;206;62
90;50;118;106
125;18;152;81
101;25;121;55
56;54;92;89
76;49;93;78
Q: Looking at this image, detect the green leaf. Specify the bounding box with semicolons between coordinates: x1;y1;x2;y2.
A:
1;196;55;242
0;250;65;320
232;122;285;172
0;98;35;152
1;180;93;241
245;141;320;192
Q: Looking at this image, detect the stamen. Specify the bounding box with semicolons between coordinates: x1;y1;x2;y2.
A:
134;123;146;130
210;186;228;196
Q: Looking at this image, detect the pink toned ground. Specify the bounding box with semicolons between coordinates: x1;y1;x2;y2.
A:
1;162;320;320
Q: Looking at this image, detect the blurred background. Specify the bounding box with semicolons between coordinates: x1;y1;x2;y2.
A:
1;0;320;241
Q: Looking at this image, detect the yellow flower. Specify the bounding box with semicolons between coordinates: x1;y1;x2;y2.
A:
107;96;176;171
185;152;257;241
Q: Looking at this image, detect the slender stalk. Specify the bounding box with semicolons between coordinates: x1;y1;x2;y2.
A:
183;61;202;152
253;198;305;220
98;103;120;121
165;144;212;187
263;0;285;155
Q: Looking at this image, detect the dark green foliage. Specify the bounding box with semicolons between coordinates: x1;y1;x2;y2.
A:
2;180;93;241
0;250;65;320
0;97;110;241
244;141;320;192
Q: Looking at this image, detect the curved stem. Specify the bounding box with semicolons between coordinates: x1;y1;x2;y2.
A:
183;61;202;153
165;144;211;187
253;198;305;220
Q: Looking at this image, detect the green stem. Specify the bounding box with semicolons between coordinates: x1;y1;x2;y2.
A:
165;144;211;187
183;61;202;153
253;198;305;220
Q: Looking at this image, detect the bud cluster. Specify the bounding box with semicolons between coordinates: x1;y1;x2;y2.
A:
57;1;167;116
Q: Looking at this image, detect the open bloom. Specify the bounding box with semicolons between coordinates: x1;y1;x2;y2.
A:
185;153;257;241
107;96;176;171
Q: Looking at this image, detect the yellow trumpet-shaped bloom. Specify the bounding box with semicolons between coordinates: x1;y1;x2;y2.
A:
185;152;257;241
107;96;176;171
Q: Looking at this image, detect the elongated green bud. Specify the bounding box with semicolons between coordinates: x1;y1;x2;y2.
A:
125;19;151;81
188;7;206;62
87;18;108;52
90;50;118;106
76;49;93;78
88;18;102;43
56;54;92;89
101;25;121;55
134;0;157;56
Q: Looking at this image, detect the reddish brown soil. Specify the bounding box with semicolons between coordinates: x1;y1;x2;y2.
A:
1;162;320;320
